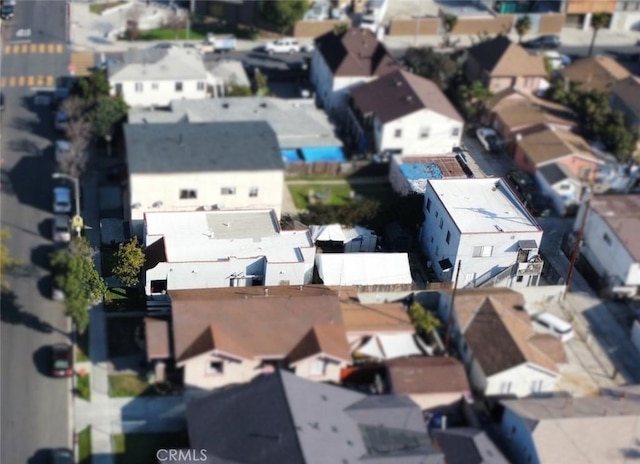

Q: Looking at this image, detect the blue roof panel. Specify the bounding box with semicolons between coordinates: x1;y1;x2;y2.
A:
300;147;346;162
399;163;444;181
281;149;301;162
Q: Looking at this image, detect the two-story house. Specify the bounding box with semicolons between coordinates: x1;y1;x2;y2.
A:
107;46;210;107
576;194;640;298
310;27;398;121
347;69;464;157
124;121;285;237
420;178;544;288
559;55;631;93
143;209;316;295
464;36;547;94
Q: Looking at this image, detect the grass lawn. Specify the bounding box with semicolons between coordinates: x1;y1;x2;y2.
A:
76;329;90;363
109;373;154;398
78;427;92;464
89;1;126;15
76;373;91;401
287;181;394;210
137;28;206;41
113;432;190;464
104;287;128;310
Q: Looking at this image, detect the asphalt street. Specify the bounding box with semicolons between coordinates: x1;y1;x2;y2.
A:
1;1;73;463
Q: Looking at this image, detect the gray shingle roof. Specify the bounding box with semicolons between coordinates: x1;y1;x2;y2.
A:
538;162;568;185
124;121;284;174
432;428;509;464
108;47;208;81
187;370;444;464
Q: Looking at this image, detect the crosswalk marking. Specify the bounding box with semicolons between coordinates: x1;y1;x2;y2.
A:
27;75;35;86
46;75;54;87
1;42;65;55
36;75;44;86
0;75;55;88
8;77;16;87
0;77;5;87
18;76;25;86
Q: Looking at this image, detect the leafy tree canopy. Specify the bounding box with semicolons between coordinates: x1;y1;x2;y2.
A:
403;47;461;91
1;229;22;290
73;70;110;104
90;95;128;139
112;237;145;287
260;0;309;34
409;302;441;335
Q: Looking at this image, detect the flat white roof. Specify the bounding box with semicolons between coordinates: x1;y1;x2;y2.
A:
145;210;313;263
428;178;540;233
316;253;412;286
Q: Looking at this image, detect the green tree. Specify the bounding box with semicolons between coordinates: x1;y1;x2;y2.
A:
515;15;532;43
333;22;349;35
1;229;22;290
403;47;461;91
601;111;638;162
226;84;253;97
73;70;110;104
456;80;493;122
260;0;309;35
50;237;106;333
588;12;611;57
409;302;441;335
442;13;458;33
254;69;270;97
89;95;128;139
112;237;145;287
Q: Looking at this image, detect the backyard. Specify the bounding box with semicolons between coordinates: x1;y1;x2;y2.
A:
113;432;190;464
287;180;393;210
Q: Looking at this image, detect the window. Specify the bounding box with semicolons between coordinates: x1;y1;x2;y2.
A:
501;381;512;394
419;127;430;139
310;359;326;376
134;82;143;92
517;275;524;282
151;82;159;90
426;198;432;212
197;81;205;91
208;361;223;374
530;379;543;393
249;187;259;198
175;81;183;92
451;127;460;137
446;231;451;244
179;189;197;199
221;187;236;195
439;218;443;229
394;128;402;138
473;246;493;257
115;83;123;95
603;233;612;245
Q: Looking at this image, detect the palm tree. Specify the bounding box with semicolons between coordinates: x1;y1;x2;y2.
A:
588;12;611;57
443;14;458;34
515;15;532;43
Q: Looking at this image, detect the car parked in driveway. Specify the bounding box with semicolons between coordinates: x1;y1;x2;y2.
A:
53;187;72;214
264;38;301;54
476;127;501;153
522;35;561;50
533;312;574;342
51;344;73;377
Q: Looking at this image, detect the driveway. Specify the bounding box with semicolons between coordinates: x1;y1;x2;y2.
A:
461;133;514;178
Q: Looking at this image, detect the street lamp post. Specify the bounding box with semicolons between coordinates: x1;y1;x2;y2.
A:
53;173;83;236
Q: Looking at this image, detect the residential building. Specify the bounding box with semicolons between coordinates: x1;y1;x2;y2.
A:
383;357;471;411
484;89;576;155
438;288;565;397
347;69;464;157
576;194;640;298
389;156;468;196
611;0;640;31
315;253;413;287
127;97;344;160
187;369;444;464
204;59;251;97
559;55;631;93
420;178;544;288
564;0;616;29
432;428;510;464
143;210;315;295
309;224;378;252
311;28;398;119
161;286;351;392
464;36;547;94
107;47;210;107
610;76;640;157
123;121;285;237
499;387;640;463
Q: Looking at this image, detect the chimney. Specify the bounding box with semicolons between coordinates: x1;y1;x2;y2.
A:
264;288;269;297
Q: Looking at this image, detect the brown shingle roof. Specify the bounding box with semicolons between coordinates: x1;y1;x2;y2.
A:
351;69;463;123
385;356;470;395
518;126;594;165
612;76;640;116
488;90;576;132
467;36;546;77
145;318;171;360
170;286;348;363
340;299;414;333
315;28;398;78
287;324;351;364
560;55;631;92
589;194;640;261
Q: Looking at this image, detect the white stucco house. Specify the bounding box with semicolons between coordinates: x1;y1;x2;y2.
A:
123;121;285;237
108;46;211;107
420;178;544;289
310;27;398;121
576;194;640;299
347;69;464;157
143;209;316;295
438;288;564;397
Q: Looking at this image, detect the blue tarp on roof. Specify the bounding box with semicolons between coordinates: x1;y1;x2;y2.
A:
399;163;444;181
301;147;346;162
281;149;301;162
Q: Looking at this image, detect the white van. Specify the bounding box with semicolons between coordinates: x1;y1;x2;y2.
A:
533;312;574;342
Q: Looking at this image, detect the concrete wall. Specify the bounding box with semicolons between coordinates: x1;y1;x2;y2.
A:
538;13;566;34
485;364;558;397
387;18;440;36
110;77;208;108
294;20;347;37
611;11;640;32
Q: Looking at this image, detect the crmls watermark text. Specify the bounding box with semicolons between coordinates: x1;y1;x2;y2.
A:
156;449;208;462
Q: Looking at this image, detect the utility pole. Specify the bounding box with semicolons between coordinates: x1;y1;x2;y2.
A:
444;260;462;352
563;189;591;300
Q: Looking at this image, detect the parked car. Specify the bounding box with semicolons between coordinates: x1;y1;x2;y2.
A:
264;38;301;54
201;33;236;53
0;0;15;20
55;140;71;163
51;273;65;302
523;35;561;50
533;312;574;342
52;215;71;243
51;344;73;377
51;448;74;464
506;169;536;195
540;50;572;70
476;127;501;153
54;111;69;132
0;91;4;112
53;187;72;214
